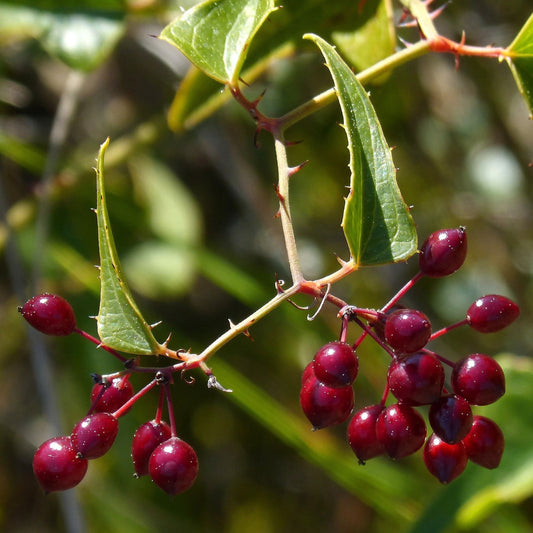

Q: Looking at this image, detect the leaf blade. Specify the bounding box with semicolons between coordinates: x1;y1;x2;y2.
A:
95;138;162;355
305;33;417;265
159;0;276;85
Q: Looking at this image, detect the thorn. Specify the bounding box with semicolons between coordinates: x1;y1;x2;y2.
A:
275;277;286;294
242;329;254;340
228;318;237;330
161;332;172;346
274;209;281;218
398;36;414;48
94;264;101;270
334;253;349;266
88;315;97;320
239;76;250;87
283;138;303;147
288;160;309;176
274;184;285;204
150;320;163;329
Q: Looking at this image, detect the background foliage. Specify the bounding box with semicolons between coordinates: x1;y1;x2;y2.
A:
0;1;532;532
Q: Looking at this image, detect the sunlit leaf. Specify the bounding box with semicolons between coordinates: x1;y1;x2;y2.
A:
0;1;125;71
95;138;162;355
506;13;533;116
306;33;417;265
166;0;394;131
160;0;276;85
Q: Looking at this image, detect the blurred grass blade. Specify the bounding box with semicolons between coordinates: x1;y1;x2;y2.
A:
95;138;162;355
305;33;417;266
160;0;276;85
506;13;533;116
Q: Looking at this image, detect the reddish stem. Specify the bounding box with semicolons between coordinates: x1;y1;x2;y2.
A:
74;327;128;363
430;319;468;340
164;384;178;438
112;378;158;418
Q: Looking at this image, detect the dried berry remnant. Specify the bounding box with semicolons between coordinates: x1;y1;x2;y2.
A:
149;437;199;495
33;436;88;492
19;293;76;336
419;227;467;278
384;309;432;354
466;294;520;333
312;341;359;388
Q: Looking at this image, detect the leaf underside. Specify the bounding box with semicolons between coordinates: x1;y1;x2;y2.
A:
506;13;533;116
95;138;162;355
306;34;417;266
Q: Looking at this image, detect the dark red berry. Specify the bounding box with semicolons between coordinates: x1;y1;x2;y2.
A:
90;377;134;414
132;420;172;477
312;341;358;388
33;436;88;492
423;434;468;484
71;412;119;459
387;352;444;406
384;309;432;354
419;227;467;278
466;294;520;333
376;404;427;459
452;354;505;405
300;375;354;430
19;293;76;336
301;362;315;385
429;395;472;444
462;415;504;469
347;404;385;463
149;437;198;495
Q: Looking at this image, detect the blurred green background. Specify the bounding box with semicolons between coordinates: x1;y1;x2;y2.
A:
0;1;532;532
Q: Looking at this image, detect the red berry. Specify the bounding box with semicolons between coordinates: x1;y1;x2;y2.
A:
376;404;427;459
149;437;198;495
71;412;119;459
466;294;520;333
452;354;505;405
33;436;88;492
419;227;467;278
429;395;473;444
384;309;432;354
19;293;76;336
462;415;504;469
132;420;172;477
90;377;134;414
300;375;354;430
387;352;444;406
312;341;358;388
301;361;315;385
423;434;468;484
347;404;385;463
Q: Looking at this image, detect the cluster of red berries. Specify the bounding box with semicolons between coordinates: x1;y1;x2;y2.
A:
20;294;198;495
300;228;519;484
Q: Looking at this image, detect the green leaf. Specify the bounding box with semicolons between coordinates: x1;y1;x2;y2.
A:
160;0;277;85
506;13;533;116
305;33;417;266
0;1;125;71
95;138;162;355
166;0;395;131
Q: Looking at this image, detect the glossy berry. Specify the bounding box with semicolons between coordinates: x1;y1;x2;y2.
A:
347;404;385;463
429;395;472;444
376;404;427;459
387;352;444;406
312;341;358;388
301;361;315;385
71;412;119;459
19;293;76;336
463;415;504;469
452;354;505;405
33;436;88;492
132;420;172;477
91;377;134;414
419;227;467;278
149;437;199;495
423;434;468;484
300;375;354;430
466;294;520;333
384;309;432;354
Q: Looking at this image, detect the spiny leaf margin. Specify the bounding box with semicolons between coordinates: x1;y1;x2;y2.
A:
159;0;276;85
305;33;417;265
95;138;163;355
